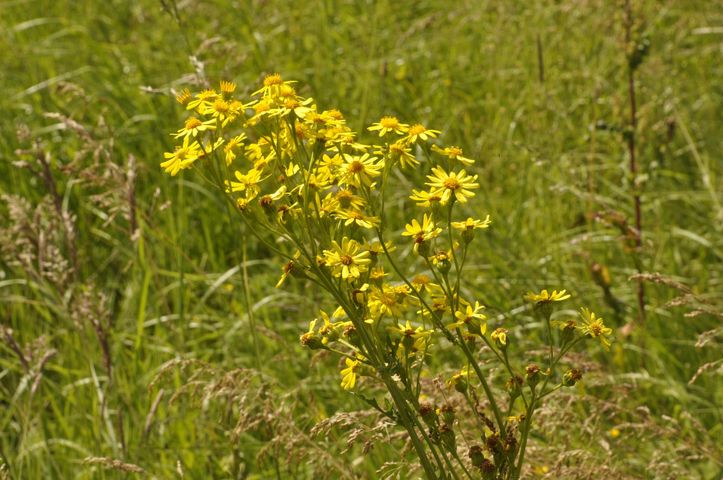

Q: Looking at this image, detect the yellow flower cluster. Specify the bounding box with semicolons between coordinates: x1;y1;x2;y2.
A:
163;76;614;479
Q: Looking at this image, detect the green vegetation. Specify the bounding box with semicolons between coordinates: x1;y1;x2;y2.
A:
1;0;720;478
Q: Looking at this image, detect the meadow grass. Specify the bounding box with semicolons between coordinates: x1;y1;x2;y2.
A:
0;0;721;478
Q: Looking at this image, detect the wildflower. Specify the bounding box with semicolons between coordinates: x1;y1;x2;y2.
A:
388;320;432;353
448;301;487;336
368;284;411;319
426;167;479;205
562;368;583;387
411;274;442;295
300;319;325;350
405;124;440;143
387;142;419;169
226;168;265;197
223;133;247;165
525;364;541;387
608;427;621;439
186;89;218;112
339;153;384;187
409;189;443;209
323;237;371;281
219;80;236;94
161;136;202;176
432;145;475;165
173;116;217;139
524;289;571;304
577;308;613;349
447;366;471;393
340;356;361;390
336;209;380;229
451;216;491;232
491;328;508;348
368;116;409;136
175;88;192;105
402;214;442;254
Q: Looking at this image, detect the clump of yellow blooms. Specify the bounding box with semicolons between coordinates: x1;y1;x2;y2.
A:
163;75;614;480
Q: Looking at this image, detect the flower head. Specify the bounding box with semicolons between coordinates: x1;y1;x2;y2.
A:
577;308;613;349
323;237;371;281
425;167;479;205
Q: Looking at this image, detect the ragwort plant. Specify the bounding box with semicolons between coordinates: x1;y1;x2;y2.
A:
161;75;615;479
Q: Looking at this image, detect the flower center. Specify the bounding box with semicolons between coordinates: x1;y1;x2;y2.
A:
263;73;283;86
340;255;354;266
408;124;426;136
443;178;460;190
380;116;400;128
185;117;202;129
348;160;364;173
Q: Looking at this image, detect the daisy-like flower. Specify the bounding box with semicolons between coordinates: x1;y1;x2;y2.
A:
451;215;492;231
411;274;442;295
388;320;433;353
409;189;443;208
226;168;265;198
368;116;409;136
368;284;411;319
388;141;419;169
447;301;487;336
160;136;202;176
524;289;571;305
432;145;475;166
425;167;479;205
335;209;380;229
577;308;613;349
323;237;371;281
405;124;441;143
402;214;442;254
186;89;218;112
223;133;247;165
340;356;362;390
339;153;384;187
173;116;217;139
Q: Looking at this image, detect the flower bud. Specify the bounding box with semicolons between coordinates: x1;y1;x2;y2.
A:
491;328;508;350
440;423;456;452
300;332;325;350
505;375;523;399
563;368;583;387
525;364;541;388
419;403;438;428
440;404;455;424
468;445;485;469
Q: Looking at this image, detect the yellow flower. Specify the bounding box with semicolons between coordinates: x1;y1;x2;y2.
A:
340;357;361;390
323;237;371;281
173;116;217;139
223;133;247;165
186;89;218;112
339;153;384;187
425;167;479;205
335;209;380;229
402;214;442;254
226;168;265;197
368;116;409;136
447;301;487;335
432;145;475;165
387;141;419;169
405;124;440;143
388;320;433;353
451;216;491;231
175;88;191;105
411;274;442;295
524;289;571;304
577;308;613;349
161;136;202;176
219;80;237;94
409;189;443;208
491;327;508;347
368;284;411;319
